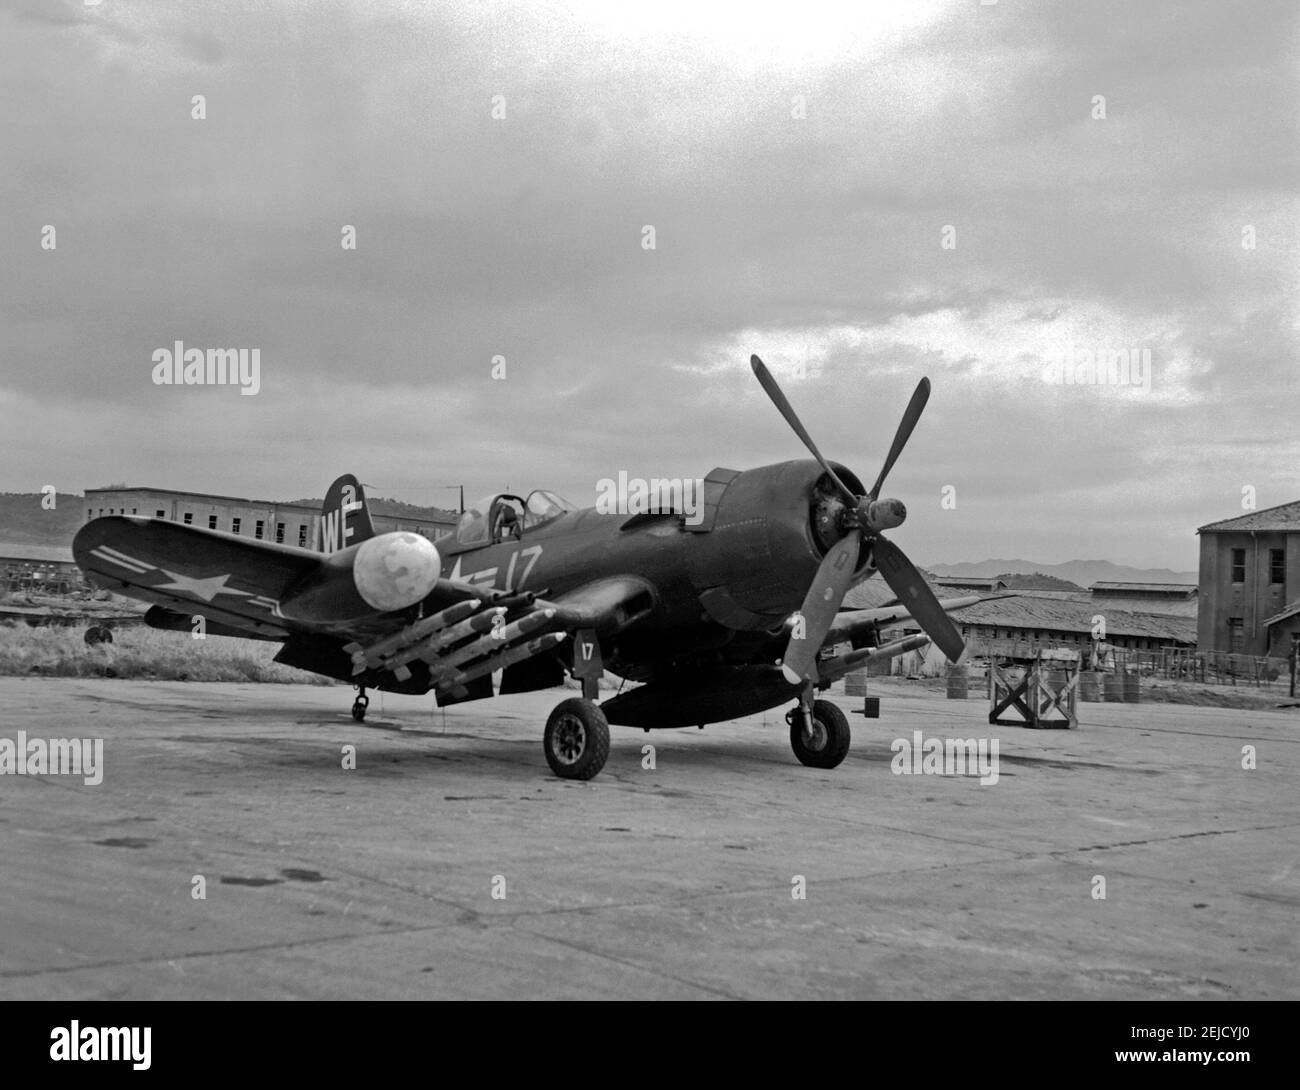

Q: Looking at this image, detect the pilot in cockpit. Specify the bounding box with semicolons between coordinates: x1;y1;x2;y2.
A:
492;500;523;544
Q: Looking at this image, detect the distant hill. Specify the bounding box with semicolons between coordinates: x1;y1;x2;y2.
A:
926;558;1197;588
0;492;85;548
996;572;1084;592
285;496;458;523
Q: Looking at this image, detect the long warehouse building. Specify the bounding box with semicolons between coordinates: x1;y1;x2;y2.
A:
82;486;457;552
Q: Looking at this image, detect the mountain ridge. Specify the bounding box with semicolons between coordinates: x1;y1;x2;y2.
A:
924;558;1197;587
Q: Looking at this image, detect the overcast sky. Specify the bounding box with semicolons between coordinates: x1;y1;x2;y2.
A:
1;0;1296;570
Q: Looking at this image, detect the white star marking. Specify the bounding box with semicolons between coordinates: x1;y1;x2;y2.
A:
152;570;249;603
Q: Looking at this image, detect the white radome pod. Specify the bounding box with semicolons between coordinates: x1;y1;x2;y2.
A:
352;532;442;612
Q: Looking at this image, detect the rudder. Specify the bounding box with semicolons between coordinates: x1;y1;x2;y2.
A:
318;473;375;552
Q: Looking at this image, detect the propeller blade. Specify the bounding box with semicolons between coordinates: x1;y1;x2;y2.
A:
751;354;858;506
867;377;931;501
871;535;966;663
781;528;860;685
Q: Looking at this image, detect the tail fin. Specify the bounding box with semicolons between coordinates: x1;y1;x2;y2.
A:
318;473;376;553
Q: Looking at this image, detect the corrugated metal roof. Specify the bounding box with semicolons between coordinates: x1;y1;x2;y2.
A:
1262;600;1300;628
1091;581;1197;595
843;578;1195;642
843;576;906;610
948;593;1196;643
1198;500;1300;533
934;576;1007;589
844;572;975;610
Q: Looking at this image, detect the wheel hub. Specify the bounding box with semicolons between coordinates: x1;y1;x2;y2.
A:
552;715;586;764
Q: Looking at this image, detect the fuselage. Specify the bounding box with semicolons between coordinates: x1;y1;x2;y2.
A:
435;459;875;681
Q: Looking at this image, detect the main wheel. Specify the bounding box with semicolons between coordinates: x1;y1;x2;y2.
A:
351;696;368;722
543;698;610;780
790;699;851;769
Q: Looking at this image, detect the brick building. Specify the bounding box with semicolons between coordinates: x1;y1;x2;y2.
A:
82;487;456;552
1196;500;1300;657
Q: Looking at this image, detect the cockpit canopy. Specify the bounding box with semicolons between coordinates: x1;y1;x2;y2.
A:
454;489;578;547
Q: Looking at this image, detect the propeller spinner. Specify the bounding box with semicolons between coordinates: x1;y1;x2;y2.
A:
749;354;965;682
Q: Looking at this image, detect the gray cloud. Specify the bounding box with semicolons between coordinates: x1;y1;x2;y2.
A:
1;0;1296;570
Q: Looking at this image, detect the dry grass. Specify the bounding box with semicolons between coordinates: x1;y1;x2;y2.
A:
0;622;335;684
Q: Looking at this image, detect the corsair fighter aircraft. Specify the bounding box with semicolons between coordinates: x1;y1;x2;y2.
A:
74;357;968;780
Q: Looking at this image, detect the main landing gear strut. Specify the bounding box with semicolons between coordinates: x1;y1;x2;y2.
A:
542;634;610;780
351;686;369;722
786;689;851;769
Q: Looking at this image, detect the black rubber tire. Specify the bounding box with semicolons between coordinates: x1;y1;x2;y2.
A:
351;699;367;722
84;625;104;646
790;699;851;769
543;698;610;780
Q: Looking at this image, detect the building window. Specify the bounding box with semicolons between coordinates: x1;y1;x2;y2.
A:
86;510;93;521
254;520;264;539
275;522;285;543
1228;617;1244;654
132;508;137;514
208;515;218;530
1270;549;1284;585
1231;548;1246;584
183;512;193;525
232;518;241;534
298;525;307;547
156;509;165;519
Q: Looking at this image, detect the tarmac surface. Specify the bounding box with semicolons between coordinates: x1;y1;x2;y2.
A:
0;676;1296;1000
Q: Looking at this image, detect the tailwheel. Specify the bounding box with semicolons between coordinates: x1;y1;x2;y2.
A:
543;697;610;780
351;688;369;722
789;698;851;769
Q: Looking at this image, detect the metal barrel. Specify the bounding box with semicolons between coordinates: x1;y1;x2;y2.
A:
946;663;968;699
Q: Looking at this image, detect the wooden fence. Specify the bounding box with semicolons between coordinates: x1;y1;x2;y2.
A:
953;644;1295;694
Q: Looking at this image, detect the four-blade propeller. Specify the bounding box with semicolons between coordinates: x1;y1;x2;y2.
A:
750;354;965;683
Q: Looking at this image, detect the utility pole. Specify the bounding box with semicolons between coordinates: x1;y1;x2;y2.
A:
435;485;464;515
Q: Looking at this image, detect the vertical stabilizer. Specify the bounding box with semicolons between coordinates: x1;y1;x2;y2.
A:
318;473;375;553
